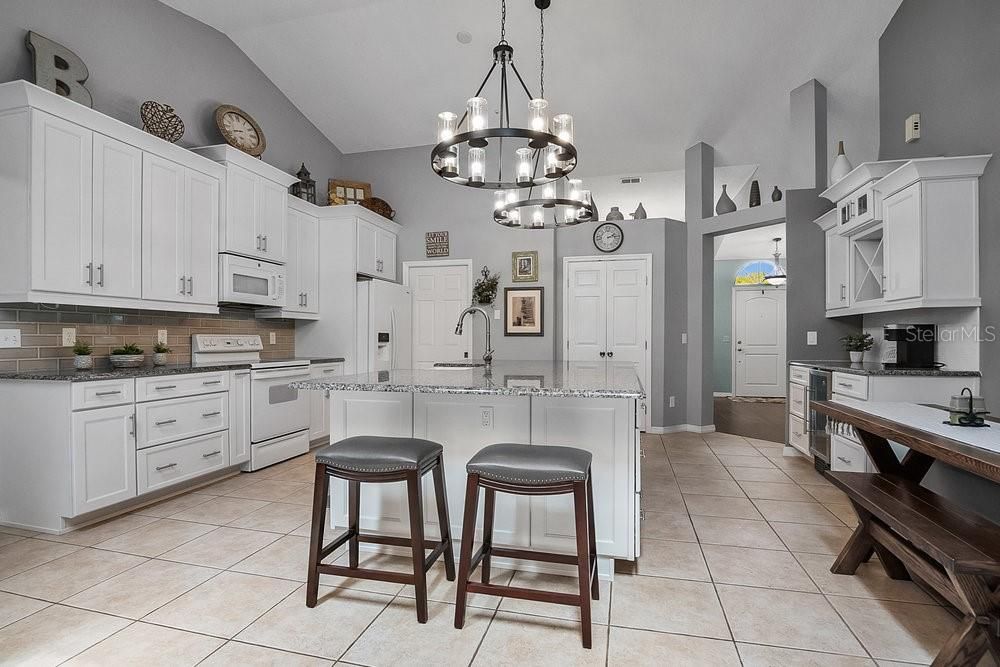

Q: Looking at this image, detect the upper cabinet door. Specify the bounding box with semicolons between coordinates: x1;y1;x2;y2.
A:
299;212;320;312
141;154;187;303
356;219;378;277
224;163;259;258
883;182;923;302
376;227;396;280
92;134;142;299
284;208;304;312
257;180;288;262
565;261;607;360
185;169;220;306
30;111;93;294
824;227;850;310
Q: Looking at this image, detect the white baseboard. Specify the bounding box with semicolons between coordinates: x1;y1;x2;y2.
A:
713;392;733;397
647;424;717;434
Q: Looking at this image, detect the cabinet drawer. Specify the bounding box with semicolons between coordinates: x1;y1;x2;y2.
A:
832;372;869;400
136;392;229;449
136;371;229;401
789;366;810;386
312;362;345;377
831;435;868;472
137;431;230;494
788;382;807;419
72;379;135;410
788;414;808;453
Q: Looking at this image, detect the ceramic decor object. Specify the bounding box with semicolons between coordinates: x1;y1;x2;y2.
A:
749;180;761;207
632;202;647;219
153;352;168;366
716;185;736;215
606;206;624;220
830;140;853;185
771;186;782;202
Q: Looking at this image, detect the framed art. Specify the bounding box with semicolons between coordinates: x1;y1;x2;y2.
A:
504;287;544;336
511;250;539;282
328;179;372;205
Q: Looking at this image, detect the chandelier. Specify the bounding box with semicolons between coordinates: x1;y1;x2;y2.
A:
431;0;594;228
764;237;788;285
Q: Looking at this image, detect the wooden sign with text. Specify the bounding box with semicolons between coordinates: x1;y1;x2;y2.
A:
425;231;450;257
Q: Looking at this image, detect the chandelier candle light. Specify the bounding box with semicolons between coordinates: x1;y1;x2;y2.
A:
431;0;593;229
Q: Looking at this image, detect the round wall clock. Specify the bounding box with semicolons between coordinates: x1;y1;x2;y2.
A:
214;104;266;156
593;222;624;253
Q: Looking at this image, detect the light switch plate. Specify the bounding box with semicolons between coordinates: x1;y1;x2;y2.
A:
681;333;688;344
269;332;277;345
480;407;493;429
62;327;76;347
0;329;21;348
157;330;169;345
494;309;501;320
807;331;818;346
669;395;676;408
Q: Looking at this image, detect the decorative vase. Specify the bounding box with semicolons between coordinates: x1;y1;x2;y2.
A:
74;355;93;370
715;185;737;215
771;186;782;202
606;206;624;221
849;351;864;363
830;140;853;185
110;354;145;369
749;180;761;208
153;352;168;366
632;202;647;220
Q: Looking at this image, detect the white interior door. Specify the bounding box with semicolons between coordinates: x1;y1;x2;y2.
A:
606;258;648;391
733;287;787;397
406;262;471;368
565;260;607;361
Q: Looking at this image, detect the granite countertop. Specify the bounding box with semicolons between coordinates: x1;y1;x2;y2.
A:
0;363;251;382
790;360;981;377
291;360;646;399
298;356;346;365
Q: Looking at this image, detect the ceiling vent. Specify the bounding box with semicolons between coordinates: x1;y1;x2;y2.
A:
620;176;641;184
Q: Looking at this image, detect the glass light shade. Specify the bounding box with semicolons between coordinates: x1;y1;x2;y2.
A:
544;146;561;177
494;190;507;212
505;189;519;205
531;206;544;228
467;97;488;131
552;113;574;143
468;147;485;184
577;190;591;220
528;98;549;132
440;147;459;177
509;208;521;226
568;178;583;202
541;183;555;199
516;147;533;185
436;111;458;142
562;206;578;224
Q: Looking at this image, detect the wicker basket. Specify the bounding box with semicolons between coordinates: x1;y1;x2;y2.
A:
110;354;145;369
359;197;396;221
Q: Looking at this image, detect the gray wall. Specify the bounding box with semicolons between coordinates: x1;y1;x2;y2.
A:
0;0;345;185
878;0;1000;521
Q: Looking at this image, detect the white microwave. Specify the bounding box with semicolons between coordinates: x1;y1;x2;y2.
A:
219;254;286;306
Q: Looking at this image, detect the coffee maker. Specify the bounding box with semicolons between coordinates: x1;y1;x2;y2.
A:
881;324;937;368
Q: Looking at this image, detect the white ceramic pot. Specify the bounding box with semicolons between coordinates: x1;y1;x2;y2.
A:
74;355;93;370
110;354;145;369
153;352;168;366
849;351;864;363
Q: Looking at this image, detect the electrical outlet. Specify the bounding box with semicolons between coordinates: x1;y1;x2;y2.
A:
905;113;920;143
669;395;676;408
61;327;76;347
269;332;276;345
157;330;169;345
681;333;688;344
807;331;818;346
480;407;493;429
0;329;22;348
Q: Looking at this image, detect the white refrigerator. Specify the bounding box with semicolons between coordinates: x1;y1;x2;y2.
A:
356;280;412;374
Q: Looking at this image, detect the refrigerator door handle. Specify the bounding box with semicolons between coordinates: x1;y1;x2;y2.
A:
389;308;397;369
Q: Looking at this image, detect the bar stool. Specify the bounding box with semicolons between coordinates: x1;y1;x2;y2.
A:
454;443;599;648
305;436;455;623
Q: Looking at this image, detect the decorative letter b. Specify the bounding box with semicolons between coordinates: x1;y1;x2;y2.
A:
25;31;93;108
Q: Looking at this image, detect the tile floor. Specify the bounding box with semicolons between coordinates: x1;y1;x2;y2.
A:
0;432;988;665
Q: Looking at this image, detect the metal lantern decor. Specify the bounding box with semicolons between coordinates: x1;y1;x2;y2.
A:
291;163;316;204
431;0;592;229
764;237;788;286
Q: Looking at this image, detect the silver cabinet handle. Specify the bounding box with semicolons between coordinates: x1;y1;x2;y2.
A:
96;263;105;287
202;380;222;386
840;284;846;301
155;462;178;471
187;277;193;295
155;418;177;426
179;275;186;295
235;370;250;377
837;456;852;465
837;382;852;389
128;413;135;436
323;368;338;374
256;235;262;250
86;262;93;286
155;385;177;390
262;235;268;252
202;450;222;458
95;390;121;396
202;411;221;418
304;293;308;307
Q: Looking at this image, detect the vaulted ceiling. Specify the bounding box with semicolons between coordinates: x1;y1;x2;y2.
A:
160;0;901;183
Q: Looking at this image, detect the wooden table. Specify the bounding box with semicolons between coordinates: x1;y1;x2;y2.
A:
812;400;1000;667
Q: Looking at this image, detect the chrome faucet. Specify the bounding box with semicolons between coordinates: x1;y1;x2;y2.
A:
455;306;494;369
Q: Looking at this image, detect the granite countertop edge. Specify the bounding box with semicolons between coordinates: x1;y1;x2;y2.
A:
0;356;347;382
290;379;645;400
789;360;981;377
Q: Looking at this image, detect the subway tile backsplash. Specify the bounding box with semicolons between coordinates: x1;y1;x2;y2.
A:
0;304;295;372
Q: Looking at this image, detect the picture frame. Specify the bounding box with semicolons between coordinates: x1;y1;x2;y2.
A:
504;287;544;336
511;250;539;282
328;179;372;205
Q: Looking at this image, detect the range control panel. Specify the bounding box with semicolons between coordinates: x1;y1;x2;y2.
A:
192;334;264;353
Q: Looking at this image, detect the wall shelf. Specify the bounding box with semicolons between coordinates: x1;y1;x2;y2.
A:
708;201;786;234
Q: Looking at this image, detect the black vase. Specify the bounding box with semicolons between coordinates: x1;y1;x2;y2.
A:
771;186;783;202
749;180;761;208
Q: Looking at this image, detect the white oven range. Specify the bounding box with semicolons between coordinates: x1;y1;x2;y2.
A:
192;334;310;471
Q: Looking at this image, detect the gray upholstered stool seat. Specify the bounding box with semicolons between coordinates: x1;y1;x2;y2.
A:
466;443;592;485
316;436;443;473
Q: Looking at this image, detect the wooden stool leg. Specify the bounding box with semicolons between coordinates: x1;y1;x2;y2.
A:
454;474;480;629
432;456;456;581
406;470;428;623
831;522;876;575
931;615;989;667
348;480;360;569
586;473;599;601
573;480;593;649
306;463;330;608
482;488;496;585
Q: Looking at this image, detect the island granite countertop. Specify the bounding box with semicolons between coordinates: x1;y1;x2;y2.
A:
291;360;645;399
790;360;981;377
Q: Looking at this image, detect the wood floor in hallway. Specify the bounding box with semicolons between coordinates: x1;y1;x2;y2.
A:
713;397;786;443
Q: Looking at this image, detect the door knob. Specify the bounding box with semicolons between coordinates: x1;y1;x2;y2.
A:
599;352;606;358
607;351;614;358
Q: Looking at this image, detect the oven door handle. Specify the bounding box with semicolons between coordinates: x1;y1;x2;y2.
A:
252;368;311;381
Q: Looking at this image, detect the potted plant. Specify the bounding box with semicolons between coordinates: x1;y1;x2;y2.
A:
841;332;874;363
152;342;171;366
72;340;93;370
110;342;145;368
473;266;500;305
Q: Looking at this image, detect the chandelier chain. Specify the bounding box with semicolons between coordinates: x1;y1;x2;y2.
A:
539;6;545;98
500;0;506;44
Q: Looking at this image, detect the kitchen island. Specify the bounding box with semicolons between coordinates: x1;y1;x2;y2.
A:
292;361;645;577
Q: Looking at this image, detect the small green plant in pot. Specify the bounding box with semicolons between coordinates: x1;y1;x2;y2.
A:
473;266;500;305
72;340;93;370
840;332;874;363
152;342;172;366
110;342;145;368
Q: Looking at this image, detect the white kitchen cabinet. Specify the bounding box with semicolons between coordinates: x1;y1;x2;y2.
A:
137;431;230;494
882;183;923;302
190;145;298;264
71;404;136;515
309;362;344;443
284;203;320;315
824;224;849;310
356;218;379;277
229;369;251;465
356;216;400;281
376;227;397;281
93;134;142;299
